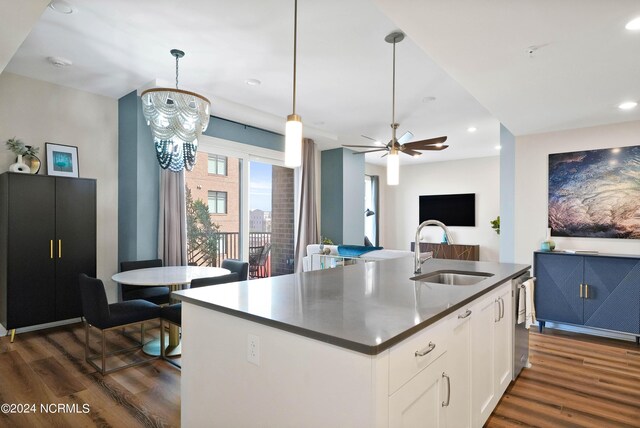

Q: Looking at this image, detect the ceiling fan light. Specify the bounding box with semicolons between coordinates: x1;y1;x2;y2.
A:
285;114;302;167
625;17;640;30
618;101;637;110
387;152;399;186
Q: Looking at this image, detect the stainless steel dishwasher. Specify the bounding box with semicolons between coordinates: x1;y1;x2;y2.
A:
512;271;531;379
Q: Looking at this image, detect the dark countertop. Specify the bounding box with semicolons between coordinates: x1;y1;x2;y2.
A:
174;257;530;355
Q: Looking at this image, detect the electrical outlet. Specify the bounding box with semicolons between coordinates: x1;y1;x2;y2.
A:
247;334;260;366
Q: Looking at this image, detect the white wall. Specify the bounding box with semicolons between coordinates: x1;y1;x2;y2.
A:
0;72;119;313
381;156;501;261
514;120;640;265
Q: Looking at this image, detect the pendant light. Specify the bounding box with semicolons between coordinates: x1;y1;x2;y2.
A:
386;32;404;186
285;0;302;168
141;49;210;172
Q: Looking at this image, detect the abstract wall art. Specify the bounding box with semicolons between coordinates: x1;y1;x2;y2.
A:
548;145;640;239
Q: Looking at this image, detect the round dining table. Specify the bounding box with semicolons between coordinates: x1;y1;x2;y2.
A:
111;265;231;357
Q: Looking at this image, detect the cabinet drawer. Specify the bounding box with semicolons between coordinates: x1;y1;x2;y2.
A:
389;317;449;394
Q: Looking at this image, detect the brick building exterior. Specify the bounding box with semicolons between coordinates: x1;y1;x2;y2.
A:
185;151;240;233
270;166;294;276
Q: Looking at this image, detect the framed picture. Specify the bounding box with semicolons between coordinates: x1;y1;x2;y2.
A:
548;145;640;239
46;143;79;177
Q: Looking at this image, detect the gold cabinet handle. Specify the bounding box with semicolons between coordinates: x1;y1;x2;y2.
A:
58;239;62;258
585;283;588;299
50;240;53;259
579;283;583;298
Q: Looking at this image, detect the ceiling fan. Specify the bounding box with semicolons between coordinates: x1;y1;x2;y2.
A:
342;31;448;163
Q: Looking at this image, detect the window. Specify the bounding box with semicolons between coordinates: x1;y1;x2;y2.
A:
208;191;227;214
208;154;227;175
364;175;379;246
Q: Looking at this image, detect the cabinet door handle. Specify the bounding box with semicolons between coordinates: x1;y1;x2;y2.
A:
58;239;62;258
495;299;500;322
584;284;589;299
458;309;472;319
579;283;583;298
415;342;436;357
499;297;505;320
442;372;451;407
50;240;54;259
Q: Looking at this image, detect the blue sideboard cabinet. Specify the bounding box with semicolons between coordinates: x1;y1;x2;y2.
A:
534;251;640;342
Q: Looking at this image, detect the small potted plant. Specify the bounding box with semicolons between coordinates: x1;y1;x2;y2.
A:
319;236;334;254
5;137;40;174
490;216;500;235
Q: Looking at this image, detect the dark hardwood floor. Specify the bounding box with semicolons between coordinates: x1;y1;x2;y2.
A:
0;322;179;428
487;329;640;428
2;323;639;427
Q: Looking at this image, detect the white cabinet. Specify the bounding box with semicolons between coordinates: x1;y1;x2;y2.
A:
471;282;513;428
445;305;473;428
389;353;449;427
494;284;513;395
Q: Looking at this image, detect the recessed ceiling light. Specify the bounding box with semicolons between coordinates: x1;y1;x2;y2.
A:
625;17;640;30
618;101;638;110
48;0;75;14
245;78;261;86
46;56;73;68
495;145;502;150
467;126;477;133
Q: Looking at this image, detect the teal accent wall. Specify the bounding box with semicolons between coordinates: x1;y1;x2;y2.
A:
499;124;516;263
321;149;343;243
118;91;159;263
203;116;284;152
320;148;365;245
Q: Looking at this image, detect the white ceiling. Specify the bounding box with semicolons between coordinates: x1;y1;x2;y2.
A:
7;1;638;167
5;0;501;166
376;0;640;136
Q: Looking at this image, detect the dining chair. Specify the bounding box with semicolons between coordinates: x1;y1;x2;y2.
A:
79;274;161;375
119;259;170;305
190;273;240;288
221;259;249;281
250;242;272;279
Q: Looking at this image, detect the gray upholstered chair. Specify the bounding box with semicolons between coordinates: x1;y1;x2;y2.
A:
119;259;170;305
190;273;240;289
79;274;161;375
221;259;249;281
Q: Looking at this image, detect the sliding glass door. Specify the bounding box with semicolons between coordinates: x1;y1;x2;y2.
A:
249;161;295;278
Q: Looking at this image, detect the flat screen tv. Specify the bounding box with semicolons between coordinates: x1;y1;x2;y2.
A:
419;193;476;227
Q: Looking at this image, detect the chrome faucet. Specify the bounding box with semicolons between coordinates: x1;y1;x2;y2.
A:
414;219;453;274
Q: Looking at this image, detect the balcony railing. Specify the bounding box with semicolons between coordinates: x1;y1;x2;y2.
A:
188;232;271;277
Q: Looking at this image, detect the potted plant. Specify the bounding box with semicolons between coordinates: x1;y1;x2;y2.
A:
5;137;40;174
490;216;500;235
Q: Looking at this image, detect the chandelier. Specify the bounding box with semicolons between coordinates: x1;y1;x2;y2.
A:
141;49;211;172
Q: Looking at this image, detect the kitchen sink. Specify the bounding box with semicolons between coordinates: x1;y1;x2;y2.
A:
411;270;493;286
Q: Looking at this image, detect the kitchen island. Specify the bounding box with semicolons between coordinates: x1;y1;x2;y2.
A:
174;257;529;427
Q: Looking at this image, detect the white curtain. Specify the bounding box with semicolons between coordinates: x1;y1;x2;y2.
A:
158;169;187;266
294;139;319;273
